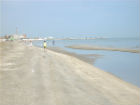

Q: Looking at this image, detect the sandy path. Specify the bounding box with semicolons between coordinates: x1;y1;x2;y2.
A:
0;41;140;105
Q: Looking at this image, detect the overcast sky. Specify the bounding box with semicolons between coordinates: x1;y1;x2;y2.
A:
0;0;139;38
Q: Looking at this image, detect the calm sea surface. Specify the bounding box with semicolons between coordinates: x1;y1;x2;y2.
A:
33;38;140;87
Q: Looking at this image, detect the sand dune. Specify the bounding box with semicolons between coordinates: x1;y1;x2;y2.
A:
0;41;140;105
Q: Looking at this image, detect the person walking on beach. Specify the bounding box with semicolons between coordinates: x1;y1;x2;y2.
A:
52;40;55;46
43;40;47;51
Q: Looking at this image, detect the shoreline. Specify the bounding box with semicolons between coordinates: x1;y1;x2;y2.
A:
66;45;140;53
48;46;102;65
48;46;140;87
32;43;140;88
1;41;139;86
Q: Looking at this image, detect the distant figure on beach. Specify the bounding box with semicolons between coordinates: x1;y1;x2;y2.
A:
52;40;55;46
43;40;47;51
29;40;32;46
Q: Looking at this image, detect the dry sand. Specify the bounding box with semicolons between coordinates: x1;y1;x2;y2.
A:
0;41;140;105
67;45;140;53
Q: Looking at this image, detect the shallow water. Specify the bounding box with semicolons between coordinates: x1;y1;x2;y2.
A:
33;38;140;87
34;38;140;48
66;49;140;87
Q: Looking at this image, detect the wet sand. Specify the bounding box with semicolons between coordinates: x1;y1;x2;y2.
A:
0;41;140;105
48;46;102;64
67;45;140;53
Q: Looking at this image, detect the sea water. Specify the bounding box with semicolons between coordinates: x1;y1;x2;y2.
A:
33;38;140;87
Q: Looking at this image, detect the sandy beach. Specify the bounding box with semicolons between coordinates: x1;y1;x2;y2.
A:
67;45;140;53
0;41;140;105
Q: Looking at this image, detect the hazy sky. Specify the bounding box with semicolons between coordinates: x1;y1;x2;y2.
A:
0;0;139;38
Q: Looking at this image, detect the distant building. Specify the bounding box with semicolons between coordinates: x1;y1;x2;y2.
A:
11;34;27;40
0;36;6;42
0;34;27;41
